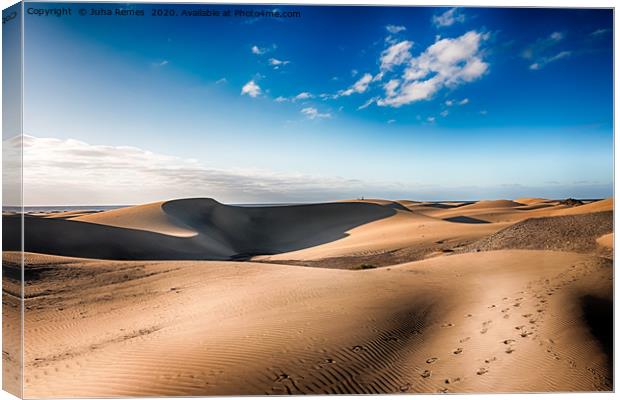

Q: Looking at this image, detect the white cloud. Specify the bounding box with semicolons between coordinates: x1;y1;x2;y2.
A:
387;119;396;124
251;45;265;55
269;58;290;67
445;99;454;106
241;80;261;97
380;40;413;71
377;31;489;107
338;73;373;97
440;110;449;117
459;98;469;105
274;96;288;103
386;24;406;34
15;135;414;205
432;8;465;28
549;31;564;41
427;116;436;123
301;107;332;119
215;78;227;84
383;79;400;97
294;92;314;101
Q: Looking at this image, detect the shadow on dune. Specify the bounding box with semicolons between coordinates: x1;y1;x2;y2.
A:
442;216;490;224
580;295;613;379
4;198;397;261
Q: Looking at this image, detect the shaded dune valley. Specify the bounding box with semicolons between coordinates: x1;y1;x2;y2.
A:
2;197;614;396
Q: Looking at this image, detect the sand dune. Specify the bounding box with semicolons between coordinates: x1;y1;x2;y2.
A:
515;197;550;205
597;233;613;249
3;199;397;260
455;200;525;210
4;196;613;395
72;201;198;237
10;248;611;397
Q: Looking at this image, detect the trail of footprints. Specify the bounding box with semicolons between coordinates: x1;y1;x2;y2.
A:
415;260;602;393
268;260;605;394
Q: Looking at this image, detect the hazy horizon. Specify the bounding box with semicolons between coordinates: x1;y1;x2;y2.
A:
9;5;613;205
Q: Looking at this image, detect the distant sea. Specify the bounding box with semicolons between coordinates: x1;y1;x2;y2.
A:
4;203;304;213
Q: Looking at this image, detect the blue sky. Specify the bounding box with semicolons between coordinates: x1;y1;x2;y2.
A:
19;4;613;204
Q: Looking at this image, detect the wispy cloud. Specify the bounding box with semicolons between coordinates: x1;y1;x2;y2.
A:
523;31;571;70
386;24;406;34
377;31;489;107
241;80;261;97
251;44;277;55
15;135;417;204
528;50;571;70
380;40;413;71
432;8;465;28
301;107;332;119
337;73;373;97
294;92;314;101
269;58;290;68
251;45;265;55
590;28;610;37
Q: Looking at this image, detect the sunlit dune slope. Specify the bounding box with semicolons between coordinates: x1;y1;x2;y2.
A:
9;249;612;396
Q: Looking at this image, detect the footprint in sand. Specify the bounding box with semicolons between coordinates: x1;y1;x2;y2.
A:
351;345;365;353
459;337;471;343
522;313;532;318
515;325;525;330
453;348;463;355
441;323;454;328
502;339;516;345
484;357;497;364
480;327;488;334
426;357;438;364
420;370;432;378
505;347;515;354
399;383;411;392
476;367;489;375
275;373;290;383
503;314;510;319
520;331;533;338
